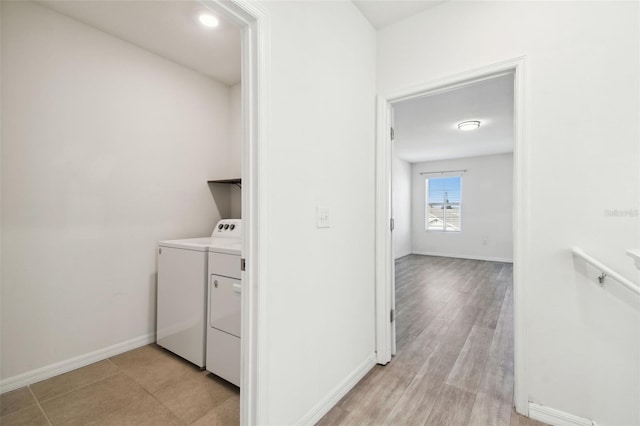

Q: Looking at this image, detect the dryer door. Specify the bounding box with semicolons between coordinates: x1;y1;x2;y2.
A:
209;274;241;337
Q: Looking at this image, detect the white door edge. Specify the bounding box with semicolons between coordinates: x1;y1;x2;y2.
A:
206;1;270;424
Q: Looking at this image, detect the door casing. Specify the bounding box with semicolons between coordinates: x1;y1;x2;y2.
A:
374;56;530;415
207;1;269;424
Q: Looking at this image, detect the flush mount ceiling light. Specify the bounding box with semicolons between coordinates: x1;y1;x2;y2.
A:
198;13;219;28
457;120;481;131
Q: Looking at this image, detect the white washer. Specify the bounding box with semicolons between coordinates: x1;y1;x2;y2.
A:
206;223;242;387
156;219;241;368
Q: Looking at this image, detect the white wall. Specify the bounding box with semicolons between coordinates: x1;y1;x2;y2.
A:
1;1;236;382
393;156;411;258
229;83;242;179
257;1;376;424
229;83;242;218
378;2;639;425
411;154;513;262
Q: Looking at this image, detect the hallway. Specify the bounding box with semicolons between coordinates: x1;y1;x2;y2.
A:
319;255;546;426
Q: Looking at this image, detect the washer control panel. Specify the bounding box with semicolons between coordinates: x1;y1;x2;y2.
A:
211;219;242;239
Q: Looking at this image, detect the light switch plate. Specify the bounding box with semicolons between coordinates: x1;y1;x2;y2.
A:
317;206;330;228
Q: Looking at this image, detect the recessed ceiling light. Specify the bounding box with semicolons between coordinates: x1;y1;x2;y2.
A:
198;13;219;28
457;120;481;131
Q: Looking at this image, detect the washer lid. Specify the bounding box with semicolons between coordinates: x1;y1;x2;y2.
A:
158;220;242;252
158;237;214;251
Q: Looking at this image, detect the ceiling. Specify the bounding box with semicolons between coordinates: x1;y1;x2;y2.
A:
352;0;446;29
36;1;513;164
394;73;515;163
35;1;448;85
38;1;241;86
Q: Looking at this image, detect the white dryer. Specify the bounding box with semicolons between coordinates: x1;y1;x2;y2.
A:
156;219;241;368
206;222;242;387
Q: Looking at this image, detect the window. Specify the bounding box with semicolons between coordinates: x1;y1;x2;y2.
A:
425;176;462;232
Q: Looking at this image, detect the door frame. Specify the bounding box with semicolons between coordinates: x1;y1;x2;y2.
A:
207;1;269;424
374;56;530;415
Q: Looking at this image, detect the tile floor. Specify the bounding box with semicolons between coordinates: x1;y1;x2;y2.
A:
0;344;239;426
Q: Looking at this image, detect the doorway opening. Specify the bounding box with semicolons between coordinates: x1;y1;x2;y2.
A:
208;2;266;423
375;57;529;416
0;0;265;424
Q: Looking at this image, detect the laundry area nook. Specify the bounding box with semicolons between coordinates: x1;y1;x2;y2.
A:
1;0;245;424
157;216;243;386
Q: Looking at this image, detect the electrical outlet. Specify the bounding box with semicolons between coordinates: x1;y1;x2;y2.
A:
317;206;330;228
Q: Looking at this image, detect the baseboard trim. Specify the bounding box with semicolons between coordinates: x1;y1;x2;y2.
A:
0;333;155;394
529;402;594;426
296;353;377;425
394;250;412;260
411;250;513;263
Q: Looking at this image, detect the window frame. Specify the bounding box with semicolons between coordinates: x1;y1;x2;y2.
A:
424;175;463;233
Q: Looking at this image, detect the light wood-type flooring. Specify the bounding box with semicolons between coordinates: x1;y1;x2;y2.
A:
318;255;547;426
